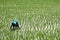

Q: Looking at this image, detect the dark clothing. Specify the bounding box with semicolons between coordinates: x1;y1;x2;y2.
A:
10;21;19;30
12;22;19;27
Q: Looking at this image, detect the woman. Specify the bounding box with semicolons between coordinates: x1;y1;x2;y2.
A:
10;20;20;30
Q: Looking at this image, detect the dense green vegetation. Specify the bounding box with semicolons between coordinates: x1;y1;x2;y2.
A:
0;0;60;40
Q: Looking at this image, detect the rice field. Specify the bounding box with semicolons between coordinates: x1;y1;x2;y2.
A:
0;0;60;40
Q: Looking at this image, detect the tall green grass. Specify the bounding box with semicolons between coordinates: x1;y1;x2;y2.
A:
0;0;60;40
